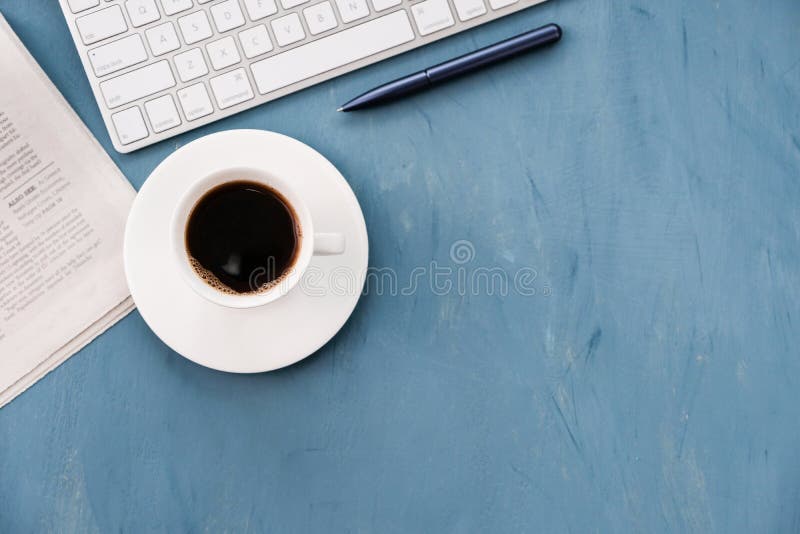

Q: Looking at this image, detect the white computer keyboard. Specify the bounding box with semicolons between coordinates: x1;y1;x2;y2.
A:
59;0;548;153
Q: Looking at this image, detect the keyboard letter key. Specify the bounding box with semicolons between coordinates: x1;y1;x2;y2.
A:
411;0;454;36
160;0;193;16
111;106;149;144
126;0;161;27
281;0;309;9
177;83;215;120
76;6;128;45
210;0;246;33
209;68;254;108
206;36;242;70
335;0;370;23
145;22;181;55
238;25;273;58
178;11;213;44
88;34;148;77
303;2;338;35
99;60;176;108
243;0;278;20
271;13;306;47
174;48;209;82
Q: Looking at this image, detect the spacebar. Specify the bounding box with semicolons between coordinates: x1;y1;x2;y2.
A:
250;10;415;94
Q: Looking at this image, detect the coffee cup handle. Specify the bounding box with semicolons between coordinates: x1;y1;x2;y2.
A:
313;233;345;255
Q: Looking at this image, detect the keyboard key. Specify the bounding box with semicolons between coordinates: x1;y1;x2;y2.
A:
159;0;193;15
99;60;176;108
75;6;128;45
173;48;209;82
243;0;278;20
335;0;369;23
452;0;485;20
303;2;338;35
488;0;518;8
411;0;454;36
126;0;161;27
144;94;182;132
178;11;213;44
209;68;254;108
177;83;214;120
252;10;414;93
271;13;305;47
145;22;180;55
210;0;246;33
369;0;400;12
88;34;148;77
206;36;242;70
67;0;100;14
111;106;148;144
239;25;273;58
281;0;308;8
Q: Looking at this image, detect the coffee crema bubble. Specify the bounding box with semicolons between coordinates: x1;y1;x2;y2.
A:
185;180;301;294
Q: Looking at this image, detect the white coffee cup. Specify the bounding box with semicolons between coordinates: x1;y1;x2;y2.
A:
169;166;345;309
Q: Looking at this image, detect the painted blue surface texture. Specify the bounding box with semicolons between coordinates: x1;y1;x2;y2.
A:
1;0;799;531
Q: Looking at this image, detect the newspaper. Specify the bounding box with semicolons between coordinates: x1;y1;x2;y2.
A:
0;13;135;407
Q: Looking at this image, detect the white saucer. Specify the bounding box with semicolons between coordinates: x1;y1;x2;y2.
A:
124;130;368;373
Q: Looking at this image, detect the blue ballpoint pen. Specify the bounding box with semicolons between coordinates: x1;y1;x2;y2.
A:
337;23;562;112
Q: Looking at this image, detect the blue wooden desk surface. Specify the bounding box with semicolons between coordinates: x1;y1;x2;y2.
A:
1;0;799;531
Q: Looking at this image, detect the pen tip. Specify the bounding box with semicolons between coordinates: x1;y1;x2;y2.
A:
336;107;344;112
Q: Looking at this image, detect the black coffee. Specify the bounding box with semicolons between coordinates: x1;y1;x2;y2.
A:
185;181;300;294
